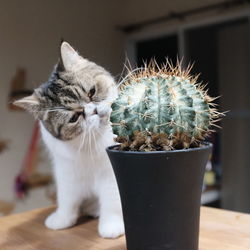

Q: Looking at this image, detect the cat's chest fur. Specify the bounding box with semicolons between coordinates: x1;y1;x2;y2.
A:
40;122;116;195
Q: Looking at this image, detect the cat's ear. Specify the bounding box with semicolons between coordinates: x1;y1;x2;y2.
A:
59;41;81;71
13;94;40;113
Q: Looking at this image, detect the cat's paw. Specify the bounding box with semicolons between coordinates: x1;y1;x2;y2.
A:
97;104;112;119
45;212;78;230
98;216;125;238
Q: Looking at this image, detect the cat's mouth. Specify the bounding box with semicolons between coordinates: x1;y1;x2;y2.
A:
70;105;98;123
93;108;98;115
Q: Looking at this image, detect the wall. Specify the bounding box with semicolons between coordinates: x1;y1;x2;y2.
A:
0;0;235;213
0;0;125;213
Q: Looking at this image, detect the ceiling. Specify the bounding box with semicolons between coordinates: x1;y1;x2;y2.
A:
116;0;227;25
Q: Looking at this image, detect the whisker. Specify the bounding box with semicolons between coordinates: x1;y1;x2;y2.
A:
92;130;101;153
88;129;95;162
118;67;144;88
86;127;92;161
80;125;86;152
93;130;104;153
42;107;68;112
77;132;84;153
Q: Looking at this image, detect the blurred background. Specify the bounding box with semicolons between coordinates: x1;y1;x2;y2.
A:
0;0;250;215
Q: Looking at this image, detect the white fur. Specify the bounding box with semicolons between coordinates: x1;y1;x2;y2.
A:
41;103;124;238
61;42;90;72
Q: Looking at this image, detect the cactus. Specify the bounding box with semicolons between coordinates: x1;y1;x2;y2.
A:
111;61;221;151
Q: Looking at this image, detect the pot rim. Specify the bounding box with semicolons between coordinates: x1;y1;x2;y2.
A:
106;142;212;155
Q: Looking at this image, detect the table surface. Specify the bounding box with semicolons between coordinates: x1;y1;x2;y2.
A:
0;206;249;250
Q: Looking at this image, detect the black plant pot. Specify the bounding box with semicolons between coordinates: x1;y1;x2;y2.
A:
106;143;212;250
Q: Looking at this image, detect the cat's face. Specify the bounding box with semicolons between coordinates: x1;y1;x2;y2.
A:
14;42;117;140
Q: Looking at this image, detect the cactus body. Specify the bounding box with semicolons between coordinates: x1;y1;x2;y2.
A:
111;62;219;151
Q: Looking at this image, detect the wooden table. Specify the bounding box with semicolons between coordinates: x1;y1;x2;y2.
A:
0;206;249;250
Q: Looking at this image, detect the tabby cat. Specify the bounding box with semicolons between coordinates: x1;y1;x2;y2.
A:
14;42;124;238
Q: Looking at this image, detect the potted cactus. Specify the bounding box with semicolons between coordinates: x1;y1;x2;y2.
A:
106;61;221;250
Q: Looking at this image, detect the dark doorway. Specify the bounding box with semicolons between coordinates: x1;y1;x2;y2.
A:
136;34;178;67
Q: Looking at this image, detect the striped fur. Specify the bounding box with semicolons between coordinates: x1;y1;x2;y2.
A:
16;42;117;140
14;42;124;238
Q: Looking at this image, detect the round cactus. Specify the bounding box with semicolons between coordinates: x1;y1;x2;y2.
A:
111;61;221;151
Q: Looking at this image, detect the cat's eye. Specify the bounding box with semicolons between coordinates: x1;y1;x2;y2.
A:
88;87;96;98
69;112;81;123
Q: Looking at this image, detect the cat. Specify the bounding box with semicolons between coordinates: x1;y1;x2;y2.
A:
14;41;124;239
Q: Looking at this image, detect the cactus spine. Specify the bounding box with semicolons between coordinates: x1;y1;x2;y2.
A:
111;61;221;151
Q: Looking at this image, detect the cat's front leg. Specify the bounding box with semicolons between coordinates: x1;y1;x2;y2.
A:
45;165;84;230
98;175;124;238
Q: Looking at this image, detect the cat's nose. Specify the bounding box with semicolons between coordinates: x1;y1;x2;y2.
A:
84;103;98;116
